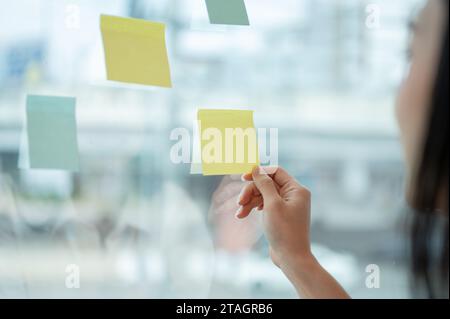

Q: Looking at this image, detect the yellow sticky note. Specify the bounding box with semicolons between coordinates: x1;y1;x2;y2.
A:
198;109;259;176
100;15;172;87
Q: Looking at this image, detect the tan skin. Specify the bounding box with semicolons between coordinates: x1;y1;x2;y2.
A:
236;0;448;298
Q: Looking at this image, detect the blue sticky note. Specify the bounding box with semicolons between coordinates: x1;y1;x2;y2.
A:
26;95;80;171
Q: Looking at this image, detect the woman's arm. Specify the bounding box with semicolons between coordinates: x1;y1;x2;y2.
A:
281;254;350;299
237;166;350;299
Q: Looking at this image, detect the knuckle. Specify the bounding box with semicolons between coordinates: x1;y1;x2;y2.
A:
297;186;311;199
211;191;219;204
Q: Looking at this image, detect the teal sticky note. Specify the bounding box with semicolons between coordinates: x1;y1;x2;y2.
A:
205;0;250;26
26;95;80;171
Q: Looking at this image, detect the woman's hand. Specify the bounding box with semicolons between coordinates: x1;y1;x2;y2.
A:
237;166;313;268
236;166;350;299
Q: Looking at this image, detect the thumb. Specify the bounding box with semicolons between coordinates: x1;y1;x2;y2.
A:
252;166;281;203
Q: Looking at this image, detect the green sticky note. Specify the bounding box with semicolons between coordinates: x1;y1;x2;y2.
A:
205;0;250;26
26;95;80;171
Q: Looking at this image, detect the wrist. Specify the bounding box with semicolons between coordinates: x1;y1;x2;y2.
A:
279;252;320;285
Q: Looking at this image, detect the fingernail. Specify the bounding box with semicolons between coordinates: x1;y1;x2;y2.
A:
236;189;244;205
241;175;246;182
259;167;268;175
235;206;243;219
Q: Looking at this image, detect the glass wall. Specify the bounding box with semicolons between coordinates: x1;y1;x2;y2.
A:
0;0;422;298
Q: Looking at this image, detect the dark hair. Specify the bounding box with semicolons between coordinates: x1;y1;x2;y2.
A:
410;2;449;298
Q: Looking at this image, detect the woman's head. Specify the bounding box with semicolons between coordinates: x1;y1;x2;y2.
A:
396;0;448;297
396;0;448;207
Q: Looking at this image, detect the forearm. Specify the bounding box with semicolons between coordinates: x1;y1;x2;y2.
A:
280;254;351;299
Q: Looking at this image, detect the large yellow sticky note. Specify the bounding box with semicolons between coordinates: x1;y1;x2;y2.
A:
100;15;172;87
198;109;259;176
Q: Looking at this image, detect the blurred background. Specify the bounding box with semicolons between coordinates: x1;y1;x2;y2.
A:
0;0;422;298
